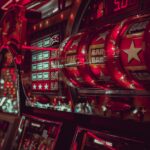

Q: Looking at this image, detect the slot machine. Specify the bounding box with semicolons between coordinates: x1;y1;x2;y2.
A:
0;0;150;150
9;1;74;150
62;0;150;149
0;4;24;150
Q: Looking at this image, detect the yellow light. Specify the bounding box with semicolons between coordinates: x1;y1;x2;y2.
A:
46;20;49;25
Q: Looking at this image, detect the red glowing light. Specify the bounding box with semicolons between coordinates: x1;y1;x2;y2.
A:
60;13;64;20
39;23;42;28
45;20;49;25
114;0;128;11
22;45;58;51
70;13;74;21
33;25;36;31
96;2;103;18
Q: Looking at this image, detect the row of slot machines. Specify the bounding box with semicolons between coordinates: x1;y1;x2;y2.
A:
0;0;150;149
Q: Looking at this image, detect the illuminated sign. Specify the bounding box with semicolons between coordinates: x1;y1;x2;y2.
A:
90;48;104;64
105;0;139;15
113;0;138;11
30;34;60;92
114;0;128;11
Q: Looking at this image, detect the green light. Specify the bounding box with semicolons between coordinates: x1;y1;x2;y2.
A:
32;73;37;81
37;73;43;80
43;62;49;69
43;72;49;80
32;64;37;71
32;54;37;62
43;51;50;59
37;41;43;47
37;63;43;70
43;38;50;47
37;52;43;61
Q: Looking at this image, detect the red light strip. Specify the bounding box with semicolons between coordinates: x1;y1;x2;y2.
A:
1;0;21;10
1;0;13;10
22;45;58;51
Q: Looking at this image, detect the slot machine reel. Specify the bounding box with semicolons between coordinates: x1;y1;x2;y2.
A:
60;29;111;90
106;14;150;90
60;32;91;88
77;25;118;89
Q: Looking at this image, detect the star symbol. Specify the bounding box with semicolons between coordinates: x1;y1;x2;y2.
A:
33;84;36;89
123;41;142;63
70;39;80;48
110;40;115;45
44;84;49;90
38;84;42;89
96;31;108;41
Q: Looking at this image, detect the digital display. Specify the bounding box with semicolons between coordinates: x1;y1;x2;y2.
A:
113;0;136;11
31;50;59;91
105;0;139;15
21;32;72;111
31;35;60;92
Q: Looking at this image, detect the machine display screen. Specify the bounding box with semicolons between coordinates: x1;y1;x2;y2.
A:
21;32;71;112
31;34;59;92
31;50;59;92
105;0;139;15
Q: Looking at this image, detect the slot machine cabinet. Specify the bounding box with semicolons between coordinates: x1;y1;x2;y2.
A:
20;0;73;112
0;113;19;150
21;34;72;112
12;115;62;150
0;0;149;150
71;127;149;150
0;47;20;149
0;49;19;114
62;0;150;149
14;1;75;150
64;0;150;117
0;4;28;149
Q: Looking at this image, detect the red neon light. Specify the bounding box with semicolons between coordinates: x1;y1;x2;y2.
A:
1;0;32;10
114;0;128;11
22;45;58;51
